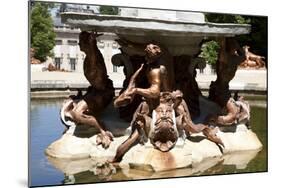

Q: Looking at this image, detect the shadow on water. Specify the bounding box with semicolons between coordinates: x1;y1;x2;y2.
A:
29;98;267;187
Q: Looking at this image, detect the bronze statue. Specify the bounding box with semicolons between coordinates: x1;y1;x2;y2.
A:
30;48;41;64
209;37;247;107
112;91;224;162
173;55;202;119
113;39;203;120
114;42;175;108
111;42;223;161
60;31;115;148
207;95;250;127
240;45;265;68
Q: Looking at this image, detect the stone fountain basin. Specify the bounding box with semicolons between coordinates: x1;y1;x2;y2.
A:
60;12;250;56
45;96;262;172
45;124;262;172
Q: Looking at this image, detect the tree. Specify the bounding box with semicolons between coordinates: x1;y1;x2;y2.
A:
199;41;220;67
205;13;250;24
31;2;56;62
201;13;267;67
237;16;268;62
99;6;119;15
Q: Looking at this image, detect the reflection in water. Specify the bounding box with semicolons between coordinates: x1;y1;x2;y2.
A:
46;148;261;184
30;98;267;187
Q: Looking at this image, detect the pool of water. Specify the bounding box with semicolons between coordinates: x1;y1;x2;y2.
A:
29;98;267;187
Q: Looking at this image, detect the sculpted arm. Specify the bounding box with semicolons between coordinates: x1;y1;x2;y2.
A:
133;68;161;99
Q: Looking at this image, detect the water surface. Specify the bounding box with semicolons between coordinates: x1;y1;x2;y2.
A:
29;98;267;187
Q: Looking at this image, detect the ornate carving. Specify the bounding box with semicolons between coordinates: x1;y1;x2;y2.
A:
112;91;224;162
111;42;223;161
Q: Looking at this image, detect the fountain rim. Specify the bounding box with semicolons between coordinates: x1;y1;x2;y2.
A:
61;12;251;37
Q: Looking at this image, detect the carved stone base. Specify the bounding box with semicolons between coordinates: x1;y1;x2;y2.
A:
46;124;262;172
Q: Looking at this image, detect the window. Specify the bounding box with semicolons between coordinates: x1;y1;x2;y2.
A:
54;58;61;69
112;42;119;49
70;58;76;71
67;40;78;46
113;65;117;72
97;41;105;48
55;40;62;45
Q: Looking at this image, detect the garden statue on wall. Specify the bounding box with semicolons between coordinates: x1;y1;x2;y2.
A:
240;45;266;68
112;43;224;162
60;31;115;148
30;48;41;64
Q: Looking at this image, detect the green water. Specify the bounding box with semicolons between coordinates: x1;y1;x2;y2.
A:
30;99;267;187
200;106;268;176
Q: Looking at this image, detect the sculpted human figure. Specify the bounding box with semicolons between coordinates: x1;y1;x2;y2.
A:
114;42;175;108
171;90;223;146
111;43;223;162
112;91;224;162
61;31;115;148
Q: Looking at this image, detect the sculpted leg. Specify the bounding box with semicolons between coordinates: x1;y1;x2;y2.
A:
112;129;140;162
174;95;224;147
215;98;239;126
64;100;113;148
207;97;250;127
130;101;151;140
112;101;151;162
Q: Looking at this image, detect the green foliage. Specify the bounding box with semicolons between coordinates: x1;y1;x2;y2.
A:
99;6;119;15
237;16;268;61
203;13;267;66
31;2;56;62
199;41;220;66
205;13;250;24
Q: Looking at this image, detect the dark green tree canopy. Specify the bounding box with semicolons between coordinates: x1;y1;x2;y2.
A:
201;13;267;67
199;41;220;66
99;6;119;15
31;2;56;62
206;13;267;59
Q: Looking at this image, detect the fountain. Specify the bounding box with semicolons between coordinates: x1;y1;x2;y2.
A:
46;7;262;173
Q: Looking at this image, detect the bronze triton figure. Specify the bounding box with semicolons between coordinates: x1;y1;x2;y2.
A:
60;31;115;148
111;43;224;162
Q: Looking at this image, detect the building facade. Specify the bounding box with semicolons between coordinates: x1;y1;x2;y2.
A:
46;25;121;74
41;5;124;76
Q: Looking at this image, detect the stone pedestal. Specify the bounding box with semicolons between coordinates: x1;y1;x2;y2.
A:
46;123;262;172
